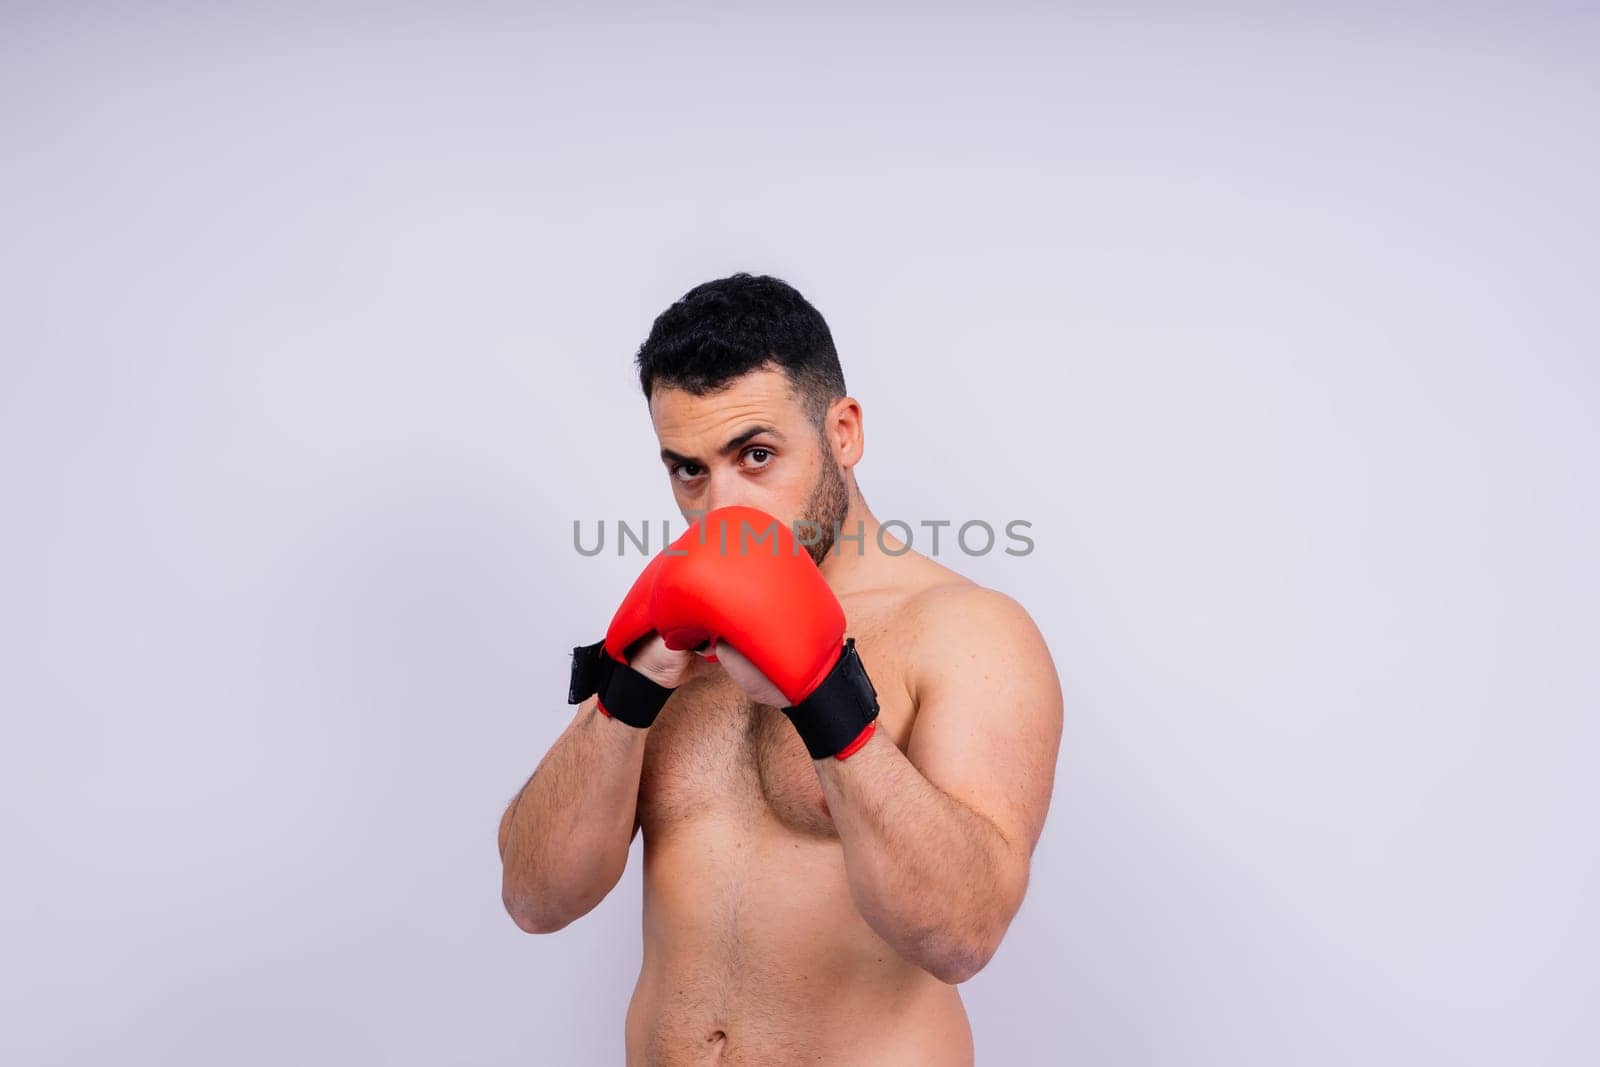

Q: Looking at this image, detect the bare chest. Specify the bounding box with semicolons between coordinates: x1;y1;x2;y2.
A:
638;616;912;839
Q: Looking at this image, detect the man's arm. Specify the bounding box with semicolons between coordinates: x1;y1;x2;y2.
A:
498;696;648;933
815;586;1063;984
499;542;697;935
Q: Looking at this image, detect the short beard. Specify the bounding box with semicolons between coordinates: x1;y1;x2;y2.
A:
799;443;852;567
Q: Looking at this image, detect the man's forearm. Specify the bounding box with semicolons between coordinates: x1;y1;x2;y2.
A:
499;702;647;933
816;730;1028;984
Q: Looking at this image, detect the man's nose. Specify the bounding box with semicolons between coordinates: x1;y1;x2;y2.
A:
702;475;747;516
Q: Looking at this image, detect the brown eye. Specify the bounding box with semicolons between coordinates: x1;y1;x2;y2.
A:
673;463;704;483
745;448;772;467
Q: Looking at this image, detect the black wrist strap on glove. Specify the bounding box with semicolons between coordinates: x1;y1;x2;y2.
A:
784;638;880;759
569;640;673;729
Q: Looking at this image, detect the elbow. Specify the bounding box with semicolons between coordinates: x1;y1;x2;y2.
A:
500;862;585;935
925;935;1000;985
498;833;621;935
855;876;1022;986
916;883;1024;984
925;861;1029;983
502;862;618;935
883;914;1005;985
929;954;988;986
915;877;1028;985
503;889;578;935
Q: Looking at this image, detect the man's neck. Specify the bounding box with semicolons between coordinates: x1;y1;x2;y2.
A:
817;499;896;592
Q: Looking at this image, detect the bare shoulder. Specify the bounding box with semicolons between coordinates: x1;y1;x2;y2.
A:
902;579;1038;633
893;573;1063;855
898;579;1056;699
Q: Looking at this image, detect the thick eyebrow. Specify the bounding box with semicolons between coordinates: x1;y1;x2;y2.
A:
660;424;786;466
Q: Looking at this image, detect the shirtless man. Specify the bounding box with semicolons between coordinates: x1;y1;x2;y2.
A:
498;273;1063;1065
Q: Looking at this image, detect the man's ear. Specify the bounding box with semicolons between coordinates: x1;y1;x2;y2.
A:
828;396;865;469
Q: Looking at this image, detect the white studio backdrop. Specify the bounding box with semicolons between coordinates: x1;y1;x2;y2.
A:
2;4;1596;1064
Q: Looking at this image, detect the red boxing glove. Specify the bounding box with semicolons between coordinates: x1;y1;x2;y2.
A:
651;506;879;759
568;550;676;728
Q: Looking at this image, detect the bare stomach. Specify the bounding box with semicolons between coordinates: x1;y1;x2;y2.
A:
625;814;973;1067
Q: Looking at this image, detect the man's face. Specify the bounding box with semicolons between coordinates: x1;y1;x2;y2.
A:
649;366;850;564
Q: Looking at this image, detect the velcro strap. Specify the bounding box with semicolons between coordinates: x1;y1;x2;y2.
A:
569;640;673;729
601;662;674;728
784;639;880;759
569;641;609;705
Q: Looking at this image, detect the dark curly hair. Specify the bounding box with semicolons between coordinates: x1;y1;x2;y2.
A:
635;273;846;423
